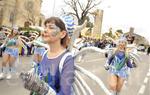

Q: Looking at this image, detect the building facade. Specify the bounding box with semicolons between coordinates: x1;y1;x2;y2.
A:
0;0;44;27
92;9;103;39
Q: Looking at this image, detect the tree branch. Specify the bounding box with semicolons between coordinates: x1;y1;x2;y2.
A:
77;0;84;11
64;0;72;6
64;0;102;25
87;0;102;11
81;0;93;19
67;12;77;16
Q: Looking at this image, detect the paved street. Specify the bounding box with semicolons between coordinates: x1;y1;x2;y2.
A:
0;52;150;95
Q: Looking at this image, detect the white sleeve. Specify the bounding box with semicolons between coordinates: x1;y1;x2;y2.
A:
46;86;56;95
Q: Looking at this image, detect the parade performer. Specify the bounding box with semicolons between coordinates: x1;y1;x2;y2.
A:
0;27;26;79
26;30;48;75
20;17;74;95
32;31;48;64
104;37;137;95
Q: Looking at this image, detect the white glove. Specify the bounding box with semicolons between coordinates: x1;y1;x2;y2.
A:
104;63;110;70
0;44;4;48
46;86;56;95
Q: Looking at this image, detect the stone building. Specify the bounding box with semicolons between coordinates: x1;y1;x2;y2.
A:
92;9;103;39
0;0;44;27
125;27;149;45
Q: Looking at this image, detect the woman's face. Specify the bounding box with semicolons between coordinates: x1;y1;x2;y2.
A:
118;41;126;50
42;23;66;44
12;29;18;36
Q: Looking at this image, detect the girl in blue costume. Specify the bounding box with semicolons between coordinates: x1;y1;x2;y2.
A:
0;27;25;79
105;38;135;95
26;17;75;95
26;31;48;75
33;33;47;75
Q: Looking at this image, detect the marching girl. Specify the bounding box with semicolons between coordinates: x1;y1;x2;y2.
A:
24;30;49;75
105;37;136;95
21;17;75;95
32;31;48;65
0;27;26;79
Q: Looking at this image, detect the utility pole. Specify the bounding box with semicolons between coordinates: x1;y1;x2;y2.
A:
52;0;56;15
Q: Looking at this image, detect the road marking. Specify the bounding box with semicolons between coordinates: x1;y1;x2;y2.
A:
138;85;146;94
147;72;150;77
137;70;150;95
137;54;150;95
144;77;149;84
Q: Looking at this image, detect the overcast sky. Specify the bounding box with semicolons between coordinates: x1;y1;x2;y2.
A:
41;0;150;42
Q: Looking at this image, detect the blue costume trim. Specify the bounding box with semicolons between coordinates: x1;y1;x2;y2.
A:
6;38;17;47
4;47;18;58
34;47;46;56
108;51;132;79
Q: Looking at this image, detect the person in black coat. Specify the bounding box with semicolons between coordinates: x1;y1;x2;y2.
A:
147;46;150;55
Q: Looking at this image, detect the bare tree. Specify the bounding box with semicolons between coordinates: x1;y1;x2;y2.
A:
64;0;102;25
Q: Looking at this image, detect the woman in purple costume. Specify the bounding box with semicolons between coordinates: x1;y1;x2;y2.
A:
28;17;75;95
